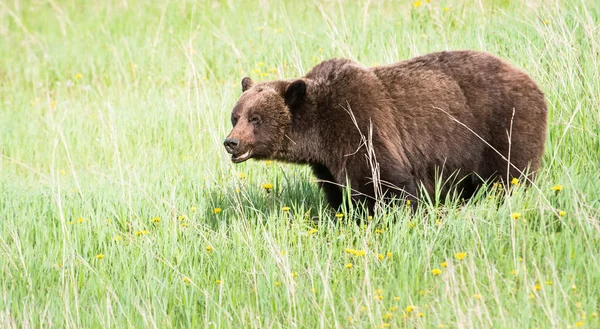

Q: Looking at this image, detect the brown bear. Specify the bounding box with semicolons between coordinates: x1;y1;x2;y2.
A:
224;50;547;213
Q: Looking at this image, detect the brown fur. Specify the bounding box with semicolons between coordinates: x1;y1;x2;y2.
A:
224;50;547;213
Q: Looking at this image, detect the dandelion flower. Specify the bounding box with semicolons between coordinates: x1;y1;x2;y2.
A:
135;230;149;236
431;268;442;276
274;281;280;286
368;216;373;221
180;223;188;228
212;208;222;214
151;217;160;223
375;229;383;234
238;172;247;179
378;323;390;328
443;7;450;11
183;276;192;284
206;245;213;252
282;206;290;212
375;295;383;300
413;1;422;8
559;210;566;216
545;281;553;285
261;183;273;191
378;253;385;260
552;185;563;192
291;271;297;278
473;294;482;300
454;252;467;260
534;284;541;291
405;305;414;313
441;261;448;267
354;250;366;257
389;306;399;312
190;206;197;212
394;296;401;301
96;253;105;260
345;263;353;269
307;228;318;235
575;321;585;327
387;252;392;258
335;213;344;218
419;312;424;317
112;235;122;242
383;313;393;320
511;177;519;185
511;212;521;220
75;73;82;79
216;279;222;284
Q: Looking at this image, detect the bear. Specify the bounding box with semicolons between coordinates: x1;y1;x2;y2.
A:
224;50;547;214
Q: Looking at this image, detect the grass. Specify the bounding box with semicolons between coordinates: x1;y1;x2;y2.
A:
1;0;599;328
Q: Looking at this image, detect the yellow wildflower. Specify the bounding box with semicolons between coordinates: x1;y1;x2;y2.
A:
215;279;222;284
335;213;344;218
443;6;450;11
291;271;297;278
413;1;422;8
511;177;519;185
261;183;273;190
441;261;448;267
75;73;82;79
378;253;385;260
546;281;553;285
511;212;521;220
534;284;541;291
405;305;414;313
238;172;247;179
274;281;280;286
375;295;383;300
454;252;467;260
282;206;290;212
375;229;383;234
419;312;424;317
387;252;392;258
431;268;442;276
552;184;563;192
190;206;197;212
307;228;318;235
212;208;222;214
180;223;188;228
135;230;149;236
383;313;393;320
394;296;401;301
206;245;213;252
559;210;566;216
367;216;373;221
96;253;104;260
183;277;192;284
345;263;353;269
473;294;482;300
390;306;398;311
575;321;584;327
151;217;160;223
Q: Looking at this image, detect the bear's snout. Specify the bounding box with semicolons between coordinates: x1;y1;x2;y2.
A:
223;137;240;153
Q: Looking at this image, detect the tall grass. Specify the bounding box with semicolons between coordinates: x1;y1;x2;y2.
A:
1;0;599;328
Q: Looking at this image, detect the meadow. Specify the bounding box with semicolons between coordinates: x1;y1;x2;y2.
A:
1;0;599;328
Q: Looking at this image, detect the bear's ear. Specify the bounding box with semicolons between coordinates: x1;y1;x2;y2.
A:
284;79;307;109
241;77;253;92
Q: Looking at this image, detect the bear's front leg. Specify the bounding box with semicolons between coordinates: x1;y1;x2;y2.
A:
311;163;343;209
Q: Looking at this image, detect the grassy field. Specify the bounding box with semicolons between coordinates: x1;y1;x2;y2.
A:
1;0;599;328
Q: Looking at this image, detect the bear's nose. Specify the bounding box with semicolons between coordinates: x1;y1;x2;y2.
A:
224;137;240;152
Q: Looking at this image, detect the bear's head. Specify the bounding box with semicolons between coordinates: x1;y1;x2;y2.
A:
224;77;307;163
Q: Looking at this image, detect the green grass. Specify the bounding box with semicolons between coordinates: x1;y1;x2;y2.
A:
1;0;599;328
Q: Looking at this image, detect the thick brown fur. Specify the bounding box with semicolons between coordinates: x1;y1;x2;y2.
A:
224;51;548;213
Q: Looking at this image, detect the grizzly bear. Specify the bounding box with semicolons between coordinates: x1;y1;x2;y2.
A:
224;50;547;213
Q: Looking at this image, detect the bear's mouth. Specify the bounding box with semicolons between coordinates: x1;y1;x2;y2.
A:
231;148;253;163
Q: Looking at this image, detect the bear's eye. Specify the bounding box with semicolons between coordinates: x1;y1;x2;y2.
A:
249;115;261;125
231;116;238;126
